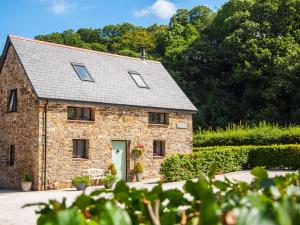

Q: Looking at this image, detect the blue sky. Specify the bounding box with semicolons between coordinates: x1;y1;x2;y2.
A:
0;0;226;50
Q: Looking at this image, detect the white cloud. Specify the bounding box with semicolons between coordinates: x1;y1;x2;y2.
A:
134;0;177;19
49;1;71;14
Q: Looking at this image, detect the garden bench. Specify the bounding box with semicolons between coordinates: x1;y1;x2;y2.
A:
82;168;107;184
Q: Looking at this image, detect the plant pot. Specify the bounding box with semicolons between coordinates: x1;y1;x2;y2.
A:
135;173;142;182
110;180;116;189
104;182;111;189
21;181;32;192
75;183;87;191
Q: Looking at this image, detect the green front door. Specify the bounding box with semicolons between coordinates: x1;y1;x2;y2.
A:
111;141;127;180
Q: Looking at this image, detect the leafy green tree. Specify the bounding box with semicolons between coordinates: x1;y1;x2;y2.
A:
77;28;102;43
36;32;64;44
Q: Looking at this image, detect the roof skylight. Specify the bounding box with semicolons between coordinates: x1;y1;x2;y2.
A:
129;71;149;88
72;63;94;81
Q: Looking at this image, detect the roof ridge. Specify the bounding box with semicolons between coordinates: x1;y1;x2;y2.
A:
8;34;161;64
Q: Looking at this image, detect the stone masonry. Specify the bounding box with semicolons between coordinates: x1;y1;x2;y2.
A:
0;45;41;190
0;45;193;190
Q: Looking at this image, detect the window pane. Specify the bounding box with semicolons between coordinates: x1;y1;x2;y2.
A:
76;108;83;118
129;72;148;88
8;90;17;112
153;141;165;156
9;145;15;166
73;140;86;158
159;114;165;123
72;141;77;157
73;64;93;81
157;141;162;155
153;141;157;155
83;108;91;120
77;140;85;158
67;107;76;119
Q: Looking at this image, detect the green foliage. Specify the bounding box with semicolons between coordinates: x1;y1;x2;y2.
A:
108;164;117;176
22;173;32;182
194;122;300;147
161;144;300;182
131;145;145;156
28;168;300;225
133;161;144;173
102;174;117;189
72;176;91;186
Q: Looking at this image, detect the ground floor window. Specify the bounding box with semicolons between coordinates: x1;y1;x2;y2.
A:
153;140;165;156
72;139;88;158
8;145;15;166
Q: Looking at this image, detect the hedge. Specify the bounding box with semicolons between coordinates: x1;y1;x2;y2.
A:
193;122;300;147
160;144;300;182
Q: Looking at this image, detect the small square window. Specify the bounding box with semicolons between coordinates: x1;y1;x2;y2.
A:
72;63;94;81
73;139;88;158
129;71;149;88
7;89;17;112
153;140;165;157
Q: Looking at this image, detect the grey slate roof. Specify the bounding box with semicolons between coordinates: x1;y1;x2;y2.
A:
7;35;197;112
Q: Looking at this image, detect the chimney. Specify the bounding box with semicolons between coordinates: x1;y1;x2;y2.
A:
140;46;146;60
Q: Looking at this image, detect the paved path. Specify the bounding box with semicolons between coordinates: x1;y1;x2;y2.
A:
0;170;294;225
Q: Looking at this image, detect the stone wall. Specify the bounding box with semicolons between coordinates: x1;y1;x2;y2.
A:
0;45;40;190
40;101;193;188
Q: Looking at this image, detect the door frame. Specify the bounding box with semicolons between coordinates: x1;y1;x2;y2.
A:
111;140;130;181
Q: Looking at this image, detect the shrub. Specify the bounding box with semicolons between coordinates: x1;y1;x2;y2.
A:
71;176;91;186
161;144;300;182
102;174;117;189
108;163;117;176
28;168;300;225
193;122;300;147
133;161;144;173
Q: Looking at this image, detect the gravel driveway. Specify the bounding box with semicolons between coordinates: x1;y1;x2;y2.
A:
0;170;294;225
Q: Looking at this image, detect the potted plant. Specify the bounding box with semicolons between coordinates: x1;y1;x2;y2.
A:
72;176;91;191
21;173;32;192
102;174;117;189
131;144;145;156
133;161;144;182
108;163;117;176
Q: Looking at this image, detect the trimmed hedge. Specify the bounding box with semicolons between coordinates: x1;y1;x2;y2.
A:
160;144;300;182
193;123;300;147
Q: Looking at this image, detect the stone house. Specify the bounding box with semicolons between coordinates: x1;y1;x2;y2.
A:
0;35;197;190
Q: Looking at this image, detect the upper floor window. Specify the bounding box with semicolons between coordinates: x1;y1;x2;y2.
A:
7;89;17;112
8;145;15;166
153;140;165;157
72;63;94;81
0;145;4;166
73;139;88;159
67;107;92;121
128;71;149;88
149;112;168;124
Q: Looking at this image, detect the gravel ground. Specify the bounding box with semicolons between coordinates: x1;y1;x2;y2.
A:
0;170;294;225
